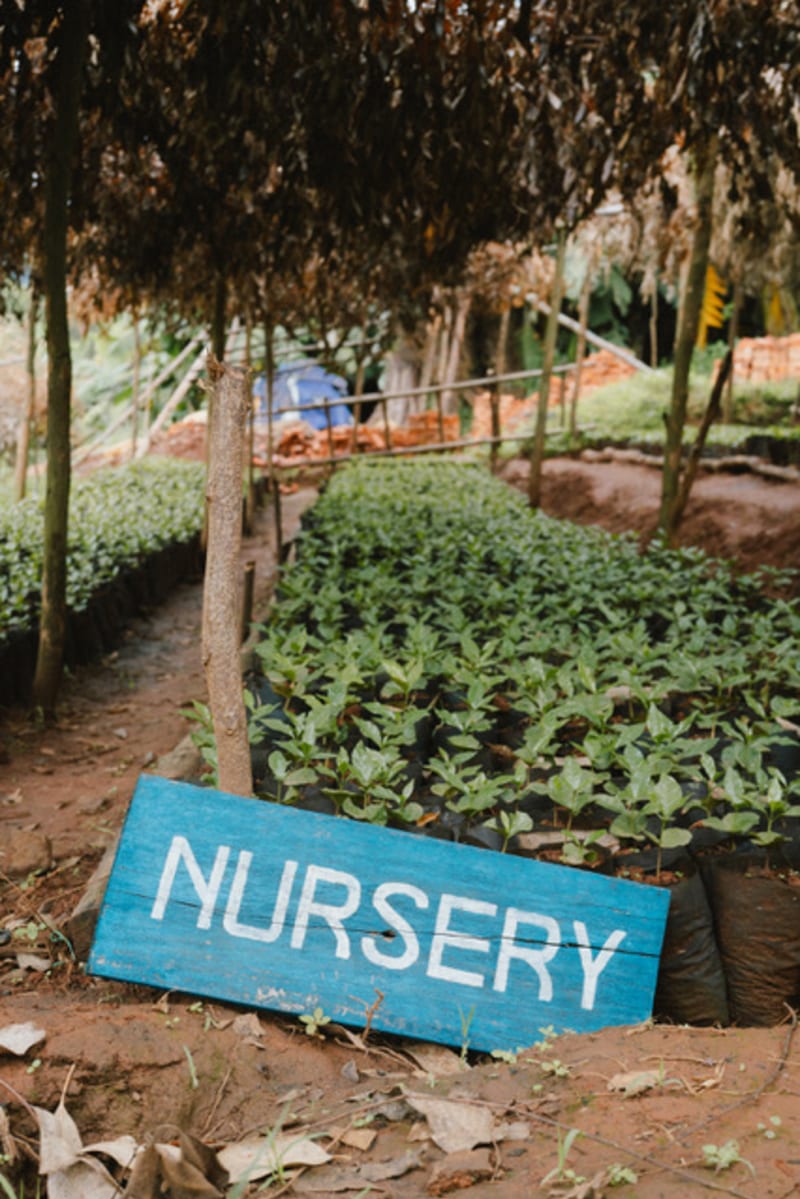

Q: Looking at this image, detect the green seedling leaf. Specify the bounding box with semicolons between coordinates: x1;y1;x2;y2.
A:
659;827;693;850
647;704;674;741
703;811;760;836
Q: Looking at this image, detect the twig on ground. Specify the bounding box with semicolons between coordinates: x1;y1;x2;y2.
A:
199;1066;233;1141
678;1005;798;1143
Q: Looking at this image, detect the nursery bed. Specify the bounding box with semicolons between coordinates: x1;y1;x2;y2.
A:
232;457;800;1026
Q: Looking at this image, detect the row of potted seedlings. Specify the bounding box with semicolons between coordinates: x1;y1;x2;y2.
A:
0;459;205;703
236;458;800;1027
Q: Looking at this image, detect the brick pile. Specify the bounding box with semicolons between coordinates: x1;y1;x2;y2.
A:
732;334;800;383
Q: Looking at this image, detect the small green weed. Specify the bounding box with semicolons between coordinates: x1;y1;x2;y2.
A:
702;1140;754;1176
541;1127;584;1187
299;1006;331;1039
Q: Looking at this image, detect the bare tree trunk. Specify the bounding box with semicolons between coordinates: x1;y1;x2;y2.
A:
437;303;452;395
14;286;38;502
32;2;88;717
491;304;510;473
723;279;742;424
569;278;590;437
211;274;227;362
382;332;419;424
349;351;367;454
264;321;282;554
649;281;659;369
244;315;256;533
204;273;228;537
658;137;717;541
203;359;252;797
671;350;732;532
442;290;471;415
528;225;567;508
419;313;441;393
130;315;141;460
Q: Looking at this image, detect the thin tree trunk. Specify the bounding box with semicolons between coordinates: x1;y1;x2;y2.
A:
211;274;227;361
528;225;567;508
32;3;88;716
349;352;367;454
204;273;227;528
671;350;732;532
437;303;452;399
264;321;282;554
723;279;743;424
203;358;252;797
569;277;591;438
130;315;141;459
442;290;471;415
491;304;510;473
419;313;441;393
649;280;659;369
658;137;717;540
244;315;256;533
14;286;38;502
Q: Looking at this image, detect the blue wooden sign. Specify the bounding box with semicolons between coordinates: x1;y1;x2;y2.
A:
89;776;669;1052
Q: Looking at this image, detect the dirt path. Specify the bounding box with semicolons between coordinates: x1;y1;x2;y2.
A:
0;491;312;867
2;463;800;1197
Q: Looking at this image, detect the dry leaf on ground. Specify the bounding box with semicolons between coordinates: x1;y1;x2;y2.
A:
293;1151;421;1193
46;1157;119;1199
0;1021;46;1055
405;1093;495;1154
34;1101;122;1199
607;1069;673;1097
218;1132;331;1183
35;1101;83;1174
428;1147;494;1195
405;1043;466;1077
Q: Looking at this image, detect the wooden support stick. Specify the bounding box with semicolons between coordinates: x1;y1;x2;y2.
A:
203;359;252;797
671;349;733;533
240;560;255;645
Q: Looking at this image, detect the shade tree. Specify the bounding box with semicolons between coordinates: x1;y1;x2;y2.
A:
0;2;147;713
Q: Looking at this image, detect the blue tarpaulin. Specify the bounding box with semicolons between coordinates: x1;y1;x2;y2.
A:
254;360;353;430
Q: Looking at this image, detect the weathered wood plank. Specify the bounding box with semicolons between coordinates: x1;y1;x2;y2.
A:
89;776;669;1052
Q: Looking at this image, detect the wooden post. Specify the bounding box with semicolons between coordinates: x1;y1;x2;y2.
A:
649;279;659;369
203;359;252;797
240;560;256;644
435;388;445;443
244;315;256;534
437;303;452;402
723;280;742;425
442;291;471;415
491;305;510;473
32;0;89;717
129;316;141;460
419;313;441;400
671;350;732;533
569;278;591;437
528;225;567;509
349;354;367;455
264;321;283;554
13;286;37;502
558;369;568;429
324;387;335;463
658;136;717;539
381;392;393;451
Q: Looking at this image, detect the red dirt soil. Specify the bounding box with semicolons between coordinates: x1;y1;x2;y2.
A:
1;457;800;1198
